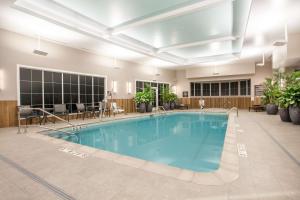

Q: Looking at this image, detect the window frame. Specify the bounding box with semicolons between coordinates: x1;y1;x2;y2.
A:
17;65;107;111
190;79;251;97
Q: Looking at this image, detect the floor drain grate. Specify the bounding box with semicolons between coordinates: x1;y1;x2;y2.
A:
0;154;77;200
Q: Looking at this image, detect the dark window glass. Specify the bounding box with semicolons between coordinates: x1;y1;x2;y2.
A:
20;81;31;93
53;72;62;83
136;81;143;92
32;70;42;82
44;71;52;82
20;94;31;105
32;82;42;93
151;82;157;87
54;94;62;104
211;83;219;96
230;82;238;96
54;83;62;94
202;83;210;96
64;94;70;104
190;82;195;96
86;76;92;85
20;68;31;81
221;82;229;96
32;94;42;105
247;79;251;95
64;84;71;94
44;83;53;93
240;80;247;96
86;85;92;94
71;74;78;84
63;74;71;83
44;94;53;105
195;83;201;96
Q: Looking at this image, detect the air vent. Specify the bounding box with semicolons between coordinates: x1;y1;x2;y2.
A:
273;40;287;46
33;49;48;56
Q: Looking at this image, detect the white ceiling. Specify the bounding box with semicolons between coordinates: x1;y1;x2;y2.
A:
0;0;299;69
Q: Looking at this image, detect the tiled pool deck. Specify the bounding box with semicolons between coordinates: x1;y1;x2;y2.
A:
0;110;299;200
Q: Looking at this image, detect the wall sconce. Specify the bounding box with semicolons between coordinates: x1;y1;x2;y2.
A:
126;81;132;94
171;85;177;94
112;80;117;93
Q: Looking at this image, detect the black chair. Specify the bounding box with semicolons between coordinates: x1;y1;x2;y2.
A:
53;104;69;122
175;101;189;110
76;103;91;120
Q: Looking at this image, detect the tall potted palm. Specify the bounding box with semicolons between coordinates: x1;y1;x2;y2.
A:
169;93;178;110
285;71;300;124
162;86;171;110
144;85;154;112
262;78;280;115
278;90;291;122
134;91;147;113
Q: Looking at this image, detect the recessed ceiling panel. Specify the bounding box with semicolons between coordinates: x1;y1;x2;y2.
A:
169;40;233;58
54;0;196;27
122;1;233;48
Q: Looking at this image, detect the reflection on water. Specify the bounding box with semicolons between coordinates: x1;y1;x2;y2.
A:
50;113;228;172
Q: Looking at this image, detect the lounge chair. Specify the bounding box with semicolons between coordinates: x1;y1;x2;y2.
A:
175;101;189;110
98;101;110;117
111;102;125;116
249;97;264;112
76;103;91;120
53;104;69;122
18;105;41;126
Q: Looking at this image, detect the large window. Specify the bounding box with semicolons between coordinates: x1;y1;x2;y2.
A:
230;82;239;96
20;68;43;108
202;83;210;96
221;82;229;96
136;80;169;106
19;66;105;113
210;83;219;96
190;79;251;97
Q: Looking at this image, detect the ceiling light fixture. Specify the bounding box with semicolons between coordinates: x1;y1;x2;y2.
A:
33;35;48;56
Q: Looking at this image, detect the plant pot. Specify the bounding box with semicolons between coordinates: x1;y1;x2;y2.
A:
170;102;175;110
139;103;146;113
289;105;300;125
146;103;153;112
163;103;170;110
266;104;278;115
279;108;291;122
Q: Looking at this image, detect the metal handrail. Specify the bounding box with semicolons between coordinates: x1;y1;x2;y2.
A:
227;107;238;117
17;107;84;134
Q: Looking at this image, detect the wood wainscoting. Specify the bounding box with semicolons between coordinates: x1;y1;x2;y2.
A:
0;100;18;128
179;97;251;109
0;99;137;128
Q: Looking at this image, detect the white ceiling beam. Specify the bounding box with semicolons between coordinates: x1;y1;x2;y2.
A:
185;52;240;65
157;36;239;53
111;0;231;34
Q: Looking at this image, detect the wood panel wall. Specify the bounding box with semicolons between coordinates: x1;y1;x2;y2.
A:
179;97;251;109
0;99;137;128
0;101;18;128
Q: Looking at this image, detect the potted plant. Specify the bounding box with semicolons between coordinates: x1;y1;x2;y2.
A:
144;85;154;112
284;71;300;124
161;86;170;110
169;93;178;110
134;91;147;113
278;89;291;122
262;77;280;115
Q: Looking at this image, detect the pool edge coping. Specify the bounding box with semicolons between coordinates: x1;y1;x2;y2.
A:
27;110;239;186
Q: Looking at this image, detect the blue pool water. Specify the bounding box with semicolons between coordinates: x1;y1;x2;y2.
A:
49;112;228;172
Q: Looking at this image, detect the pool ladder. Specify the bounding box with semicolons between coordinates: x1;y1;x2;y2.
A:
227;107;238;117
17;107;85;134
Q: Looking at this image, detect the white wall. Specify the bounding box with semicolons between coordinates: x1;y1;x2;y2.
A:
175;62;273;98
0;29;176;100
